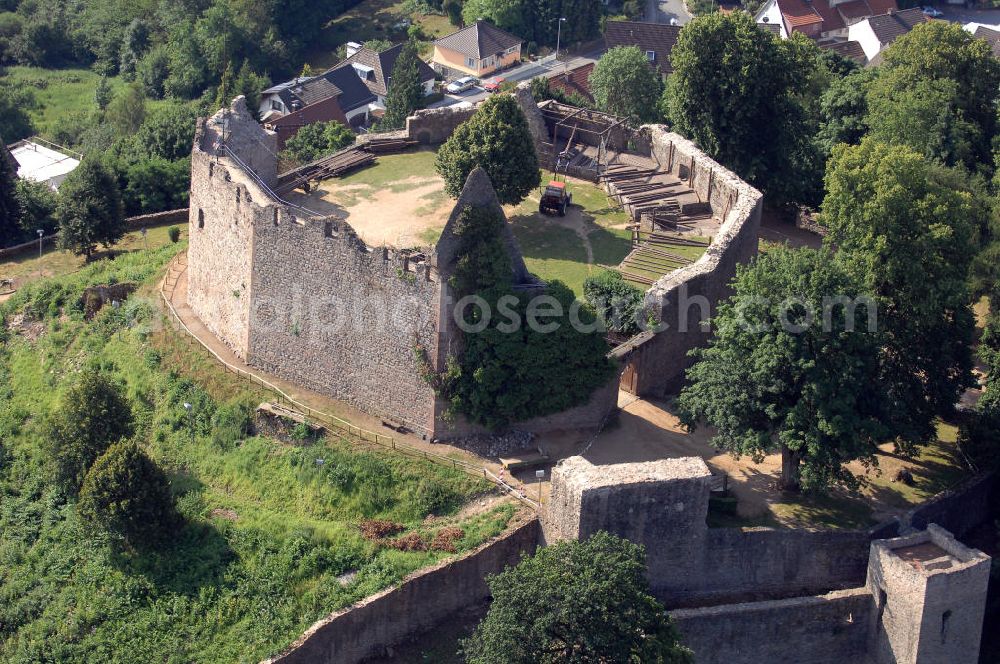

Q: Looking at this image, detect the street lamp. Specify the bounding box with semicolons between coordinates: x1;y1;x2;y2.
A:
555;17;567;61
36;229;43;259
183;402;193;443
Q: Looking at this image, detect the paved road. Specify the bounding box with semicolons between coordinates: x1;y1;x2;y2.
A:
939;6;1000;25
647;0;694;24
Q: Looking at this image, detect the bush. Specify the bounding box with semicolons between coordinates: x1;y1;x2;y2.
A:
281;121;355;164
167;226;181;243
958;403;1000;470
44;369;134;493
210;396;255;449
583;270;645;337
77;439;180;548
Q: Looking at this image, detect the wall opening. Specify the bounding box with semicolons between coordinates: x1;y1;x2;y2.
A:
273;209;280;226
198;209;205;229
324;221;334;238
941;609;952;644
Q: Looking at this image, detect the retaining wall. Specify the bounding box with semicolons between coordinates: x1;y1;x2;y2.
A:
901;470;998;537
671;588;874;664
262;516;540;664
406;105;477;145
636;127;763;395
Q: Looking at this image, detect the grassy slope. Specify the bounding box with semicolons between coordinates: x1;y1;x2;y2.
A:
0;246;514;663
2;67;172;142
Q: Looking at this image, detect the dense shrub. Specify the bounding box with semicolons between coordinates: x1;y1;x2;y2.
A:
583;270;645;337
45;368;134;493
77;439;180;548
281;121;355;164
167;225;181;243
210;396;256;449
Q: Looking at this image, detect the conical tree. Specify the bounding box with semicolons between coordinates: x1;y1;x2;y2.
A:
381;39;423;130
78;440;180;549
435;94;540;205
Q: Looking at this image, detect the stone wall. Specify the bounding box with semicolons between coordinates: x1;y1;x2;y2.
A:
262;516;540;664
248;216;442;436
187;119;257;359
636;128;764;395
671;588;874;664
405;104;477;145
901;470;998;537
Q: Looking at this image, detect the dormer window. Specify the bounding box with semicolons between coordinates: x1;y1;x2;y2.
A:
352;63;376;82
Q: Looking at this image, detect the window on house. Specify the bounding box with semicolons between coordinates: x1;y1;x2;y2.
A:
646;50;656;61
467;57;476;68
507;46;517;54
270;99;283;111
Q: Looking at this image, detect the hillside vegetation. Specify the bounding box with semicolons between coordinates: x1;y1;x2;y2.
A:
0;245;514;662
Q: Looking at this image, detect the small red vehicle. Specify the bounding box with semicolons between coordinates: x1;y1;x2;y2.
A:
539;180;572;216
483;77;505;93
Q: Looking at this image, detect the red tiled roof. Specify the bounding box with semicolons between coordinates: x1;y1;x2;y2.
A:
547;63;595;102
811;0;846;32
777;0;824;28
836;0;875;21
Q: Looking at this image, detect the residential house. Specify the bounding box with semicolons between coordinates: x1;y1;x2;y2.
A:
847;8;929;64
8;139;80;190
755;0;898;40
339;42;437;105
603;20;681;76
966;23;1000;58
819;39;868;65
432;20;522;79
259;67;377;148
546;62;595;103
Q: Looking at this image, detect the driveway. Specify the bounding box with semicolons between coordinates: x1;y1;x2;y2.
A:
648;0;694;24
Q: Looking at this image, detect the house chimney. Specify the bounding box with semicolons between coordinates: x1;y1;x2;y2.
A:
346;41;362;58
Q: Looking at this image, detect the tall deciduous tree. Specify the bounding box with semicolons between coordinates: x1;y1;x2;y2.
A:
664;14;816;203
823;139;977;446
381;40;423;130
281;120;355;164
869;21;1000;171
589;46;663;122
435;94;539;205
815;67;875;160
106;81;147;135
45;369;134;493
462;532;693;663
678;247;885;492
56;159;126;259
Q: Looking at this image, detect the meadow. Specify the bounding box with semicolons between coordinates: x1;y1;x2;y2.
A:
0;244;515;663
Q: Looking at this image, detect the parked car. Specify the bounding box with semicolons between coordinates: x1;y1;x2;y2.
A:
484;77;505;93
446;76;478;94
922;5;943;17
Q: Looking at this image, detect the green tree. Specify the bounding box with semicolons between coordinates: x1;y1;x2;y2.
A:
678;246;885;492
77;440;180;548
462;532;693;663
56;159;126;259
443;0;463;27
121;157;190;215
822;139;977;446
363;38;392;53
589;46;663;122
44;369;134;493
815;68;875;160
0;83;37;142
0;137;20;247
129;104;199;161
462;0;528;42
664;13;816;202
435;94;540;205
872;20;1000;171
94;76;113;112
583;270;644;337
281;120;356;164
164;28;209;99
381;39;423;130
106;81;147;135
234;59;269;112
118;18;149;81
15;177;58;236
137;43;170;98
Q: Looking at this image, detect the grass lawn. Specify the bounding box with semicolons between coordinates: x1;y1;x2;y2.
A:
1;223;188;286
1;66;173;142
306;0;456;70
0;246;517;662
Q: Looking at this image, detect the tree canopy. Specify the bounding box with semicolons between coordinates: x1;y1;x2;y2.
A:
56;159;126;259
463;532;693;663
44;369;134;493
281;121;355;164
589;46;663;122
869;21;1000;171
678;246;885;491
822;139;977;447
0;138;20;248
435;94;540;206
460;0;601;49
77;439;180;549
663;14;820;204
